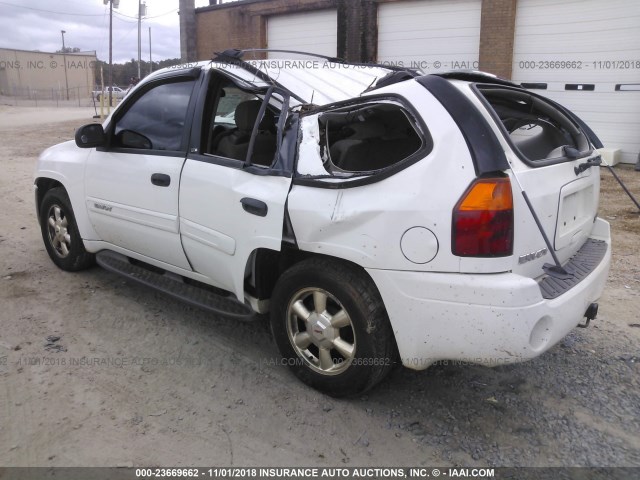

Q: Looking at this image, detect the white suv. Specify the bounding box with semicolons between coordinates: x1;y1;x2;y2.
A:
35;50;611;396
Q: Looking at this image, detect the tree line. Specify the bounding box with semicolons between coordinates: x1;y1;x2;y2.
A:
93;58;183;87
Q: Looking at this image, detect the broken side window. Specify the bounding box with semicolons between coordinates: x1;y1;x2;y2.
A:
319;102;423;174
296;100;425;182
201;75;285;168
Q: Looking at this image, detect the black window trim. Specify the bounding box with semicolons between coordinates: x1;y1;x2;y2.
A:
100;68;203;156
292;92;434;190
416;75;509;176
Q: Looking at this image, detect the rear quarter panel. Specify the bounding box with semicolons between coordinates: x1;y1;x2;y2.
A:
288;80;508;273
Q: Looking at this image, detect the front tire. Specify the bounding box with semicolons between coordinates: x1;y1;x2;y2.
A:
39;187;95;271
270;258;397;396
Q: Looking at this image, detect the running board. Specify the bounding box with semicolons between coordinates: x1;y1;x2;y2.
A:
96;251;255;320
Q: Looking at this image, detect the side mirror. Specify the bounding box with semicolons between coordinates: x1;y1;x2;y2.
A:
75;124;106;148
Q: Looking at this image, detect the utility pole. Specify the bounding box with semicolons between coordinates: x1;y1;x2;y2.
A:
137;0;141;79
61;30;69;100
137;1;146;79
103;0;119;108
148;27;152;74
179;0;196;62
108;0;113;107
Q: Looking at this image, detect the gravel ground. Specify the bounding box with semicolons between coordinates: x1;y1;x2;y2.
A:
0;109;639;468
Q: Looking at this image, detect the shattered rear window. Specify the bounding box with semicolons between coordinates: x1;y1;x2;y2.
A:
477;86;591;164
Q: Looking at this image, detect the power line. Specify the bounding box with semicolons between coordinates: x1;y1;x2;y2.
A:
0;1;105;16
147;8;179;19
112;11;139;23
113;8;179;20
0;1;177;22
113;10;140;20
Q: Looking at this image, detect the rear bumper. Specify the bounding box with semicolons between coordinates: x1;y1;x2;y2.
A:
367;218;611;370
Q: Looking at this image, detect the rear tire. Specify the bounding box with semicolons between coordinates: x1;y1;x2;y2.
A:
270;258;397;397
39;187;95;271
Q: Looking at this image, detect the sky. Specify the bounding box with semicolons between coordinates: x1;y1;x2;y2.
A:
0;0;227;63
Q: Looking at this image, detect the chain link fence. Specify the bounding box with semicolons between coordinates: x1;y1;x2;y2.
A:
0;85;124;108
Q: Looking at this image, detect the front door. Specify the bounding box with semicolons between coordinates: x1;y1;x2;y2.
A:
85;74;199;270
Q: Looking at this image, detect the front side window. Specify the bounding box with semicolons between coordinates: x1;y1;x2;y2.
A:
113;79;195;152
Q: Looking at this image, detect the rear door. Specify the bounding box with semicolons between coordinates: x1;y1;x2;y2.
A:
178;71;293;300
475;85;601;277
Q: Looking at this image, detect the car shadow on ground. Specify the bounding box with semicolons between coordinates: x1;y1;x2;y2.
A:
83;267;640;466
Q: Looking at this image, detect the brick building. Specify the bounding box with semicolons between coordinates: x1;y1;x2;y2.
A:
188;0;640;163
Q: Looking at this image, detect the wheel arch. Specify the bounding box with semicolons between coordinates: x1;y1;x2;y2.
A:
246;246;386;305
35;177;65;219
38;182;96;271
266;248;400;396
35;175;98;242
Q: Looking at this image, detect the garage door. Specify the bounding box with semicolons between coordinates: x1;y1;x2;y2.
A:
513;0;640;164
377;0;481;72
267;10;337;58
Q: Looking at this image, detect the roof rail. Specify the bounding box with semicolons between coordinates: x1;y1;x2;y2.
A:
225;48;345;64
434;70;520;87
212;48;421;74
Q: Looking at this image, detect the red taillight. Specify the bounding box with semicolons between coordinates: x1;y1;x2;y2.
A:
452;177;514;257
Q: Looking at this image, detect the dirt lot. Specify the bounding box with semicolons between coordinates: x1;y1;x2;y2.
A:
0;108;639;468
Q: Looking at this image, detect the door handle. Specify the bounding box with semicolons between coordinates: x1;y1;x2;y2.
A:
151;173;171;187
240;197;268;217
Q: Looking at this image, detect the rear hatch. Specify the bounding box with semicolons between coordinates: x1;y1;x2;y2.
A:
473;84;602;280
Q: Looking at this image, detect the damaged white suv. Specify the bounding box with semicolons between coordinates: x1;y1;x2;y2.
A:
35;50;611;396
